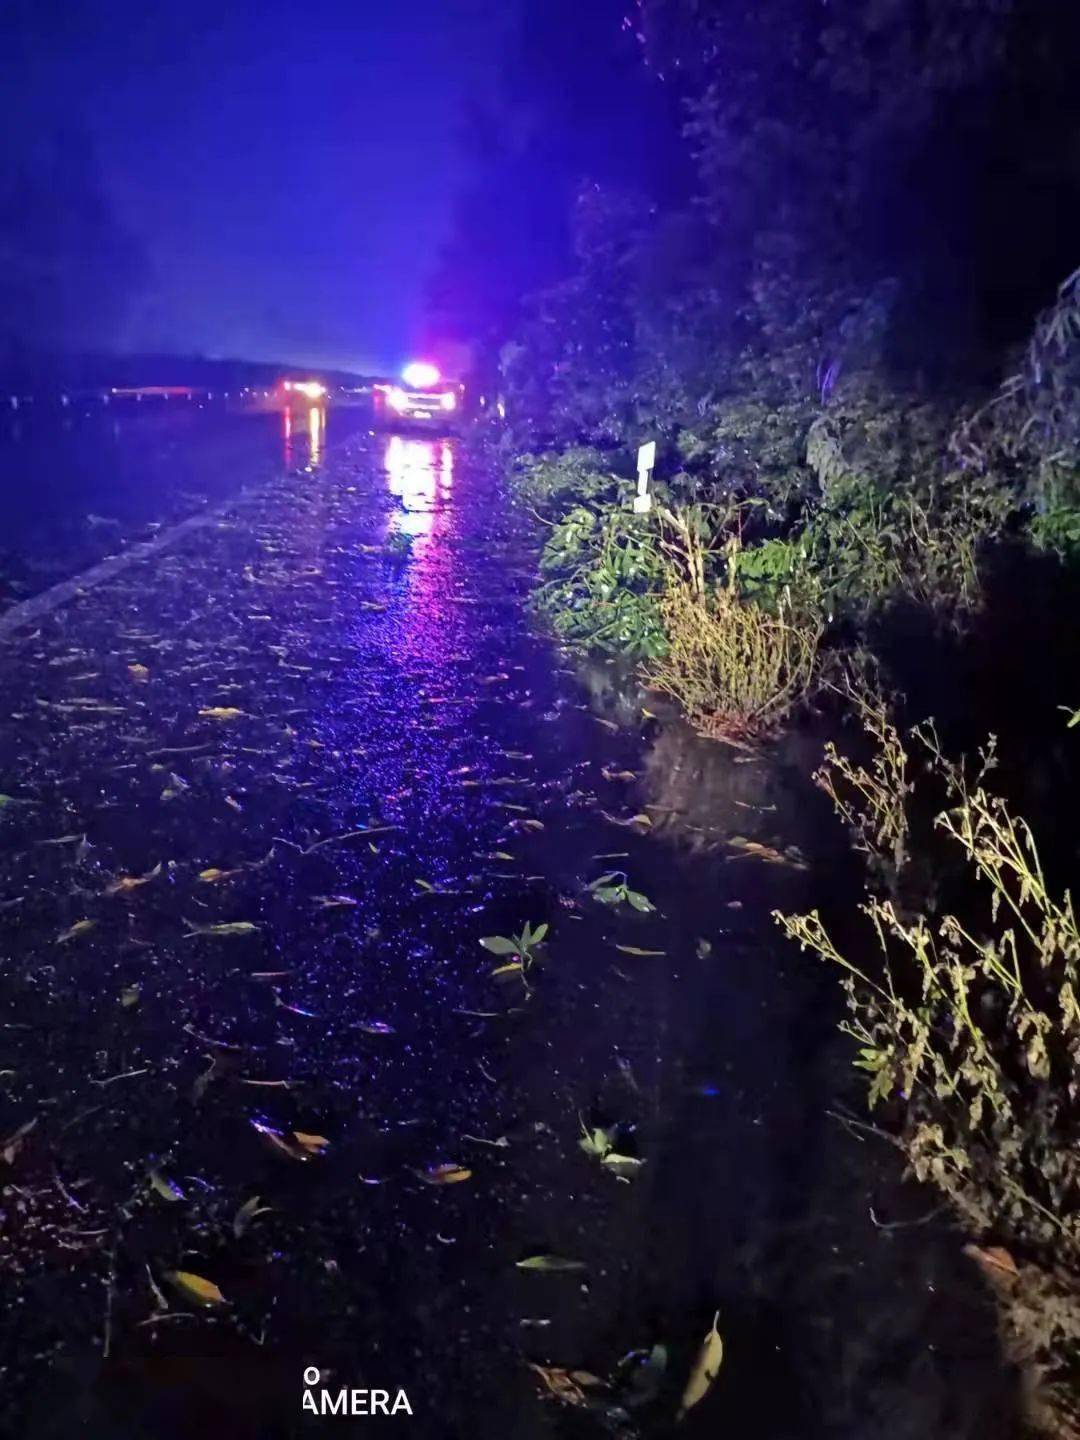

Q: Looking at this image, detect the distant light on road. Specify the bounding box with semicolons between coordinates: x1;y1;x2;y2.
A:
439;391;457;412
386;386;409;414
283;379;326;400
401;361;440;389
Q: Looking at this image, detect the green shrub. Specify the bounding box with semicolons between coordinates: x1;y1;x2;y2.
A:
512;447;622;515
534;501;667;658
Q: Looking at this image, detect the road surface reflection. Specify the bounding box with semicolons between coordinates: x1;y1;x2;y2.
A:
282;404;324;466
384;435;454;551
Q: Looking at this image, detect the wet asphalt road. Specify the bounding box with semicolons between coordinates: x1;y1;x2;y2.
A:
0;426;1014;1439
0;400;371;609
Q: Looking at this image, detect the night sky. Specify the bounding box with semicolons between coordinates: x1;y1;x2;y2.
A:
1;0;504;372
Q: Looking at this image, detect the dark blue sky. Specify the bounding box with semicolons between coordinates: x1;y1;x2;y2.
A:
2;0;504;371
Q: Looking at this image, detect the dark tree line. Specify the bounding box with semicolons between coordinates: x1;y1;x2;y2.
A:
430;0;1080;434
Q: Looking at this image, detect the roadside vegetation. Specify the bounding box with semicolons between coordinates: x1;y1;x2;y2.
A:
507;267;1078;744
438;0;1080;1425
778;682;1080;1432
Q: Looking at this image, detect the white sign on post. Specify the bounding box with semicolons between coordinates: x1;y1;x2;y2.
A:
634;440;656;514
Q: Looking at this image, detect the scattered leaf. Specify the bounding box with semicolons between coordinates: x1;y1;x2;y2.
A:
480;936;520;956
529;1365;607;1407
725;836;807;869
292;1131;330;1156
198;867;241;883
250;1120;329;1160
579;1125;614;1158
149;1169;186;1203
107;862;162;896
183;919;259;937
233;1195;272;1238
601;810;653;830
515;1255;586;1272
274;992;318;1016
678;1311;723;1420
416;1164;471;1186
57;919;96;944
2;1117;37;1165
166;1270;227;1307
601;1152;646;1179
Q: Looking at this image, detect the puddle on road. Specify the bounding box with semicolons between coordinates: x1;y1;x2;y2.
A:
0;434;1012;1438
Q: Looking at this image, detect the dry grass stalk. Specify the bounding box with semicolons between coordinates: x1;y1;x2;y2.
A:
647;583;820;741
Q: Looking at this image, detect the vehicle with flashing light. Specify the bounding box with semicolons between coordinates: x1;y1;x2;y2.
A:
278;378;328;405
373;362;461;431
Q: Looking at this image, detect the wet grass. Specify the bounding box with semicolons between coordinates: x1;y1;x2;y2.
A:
0;435;1015;1438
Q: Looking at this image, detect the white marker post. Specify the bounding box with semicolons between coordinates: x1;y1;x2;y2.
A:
634;440;656;514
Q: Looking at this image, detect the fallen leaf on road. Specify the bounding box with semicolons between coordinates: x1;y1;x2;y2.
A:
292;1131;330;1156
183;919;259;937
107;862;162;896
233;1195;272;1238
515;1255;586;1272
725;837;807;868
2;1118;38;1165
529;1364;606;1406
416;1164;471;1185
252;1119;325;1161
601;810;652;830
678;1311;723;1420
149;1169;186;1203
601;1152;646;1178
167;1270;227;1307
57;919;96;944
